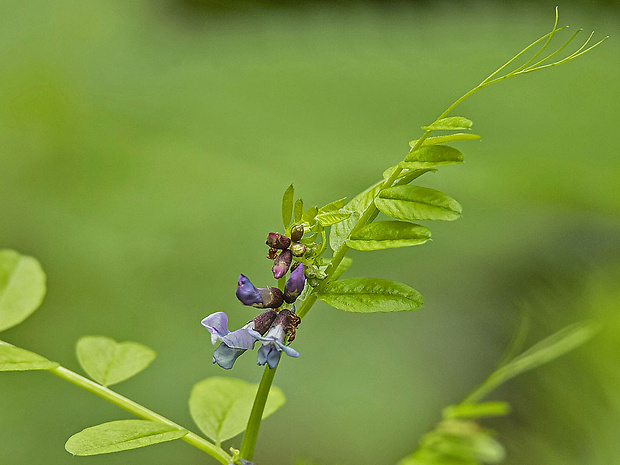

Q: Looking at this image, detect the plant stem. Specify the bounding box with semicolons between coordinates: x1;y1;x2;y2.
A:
49;364;232;464
240;364;278;461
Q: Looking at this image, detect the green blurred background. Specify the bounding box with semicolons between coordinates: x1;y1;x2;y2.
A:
1;1;618;464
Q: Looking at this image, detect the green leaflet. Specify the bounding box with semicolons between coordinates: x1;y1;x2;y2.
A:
302;205;318;224
422;116;473;131
375;185;462;221
318;197;346;213
316;210;352;226
405;145;464;164
442;402;511;420
65;420;187;456
329;180;383;253
0;344;59;371
76;336;156;387
331;257;353;281
346;221;431;251
409;133;481;147
294;198;304;223
189;377;285;443
465;321;598;404
0;249;47;332
420;427;505;464
318;277;423;313
282;184;294;229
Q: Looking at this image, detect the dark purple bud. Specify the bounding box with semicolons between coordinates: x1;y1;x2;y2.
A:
290;224;304;242
284;264;305;303
257;287;284;308
266;232;291;250
247;309;278;334
272;249;293;279
290;242;306;257
236;274;262;306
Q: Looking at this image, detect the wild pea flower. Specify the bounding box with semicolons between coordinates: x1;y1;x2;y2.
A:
202;310;277;370
248;309;300;369
284;263;305;303
236;274;284;308
272;249;292;279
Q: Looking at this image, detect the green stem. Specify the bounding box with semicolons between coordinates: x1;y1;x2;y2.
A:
49;365;232;464
240;364;278;461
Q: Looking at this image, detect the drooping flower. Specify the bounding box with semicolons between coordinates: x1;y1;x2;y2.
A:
202;310;278;369
284;263;305;303
248;309;300;369
236;274;284;308
272;249;293;279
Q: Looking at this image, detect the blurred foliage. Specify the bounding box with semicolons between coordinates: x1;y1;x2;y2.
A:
0;1;618;465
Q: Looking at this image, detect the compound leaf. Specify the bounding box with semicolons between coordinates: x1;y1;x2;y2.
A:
0;250;46;332
76;336;156;387
65;420;187;456
318;277;423;313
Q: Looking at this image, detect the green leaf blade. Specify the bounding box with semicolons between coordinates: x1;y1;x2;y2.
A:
375;185;462;221
281;184;294;229
316;210;352;226
318;277;423;313
346;221;431;251
294;198;304;223
76;336;156;387
421;116;473;131
65;420;187;456
189;377;285;443
0;344;59;371
318;198;346;213
404;145;464;165
409;133;481;147
0;250;47;332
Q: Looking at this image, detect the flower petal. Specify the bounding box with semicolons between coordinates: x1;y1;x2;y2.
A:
236;274;262;306
221;328;256;350
201;312;230;345
212;344;246;370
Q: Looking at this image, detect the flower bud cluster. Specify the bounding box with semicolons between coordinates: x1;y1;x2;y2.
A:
201;225;310;370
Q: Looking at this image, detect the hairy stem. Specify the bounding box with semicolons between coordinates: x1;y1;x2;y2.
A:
240;364;278;461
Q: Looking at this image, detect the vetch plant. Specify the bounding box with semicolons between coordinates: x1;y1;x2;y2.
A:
0;10;607;465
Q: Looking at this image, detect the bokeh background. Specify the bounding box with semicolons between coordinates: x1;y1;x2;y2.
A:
0;1;618;464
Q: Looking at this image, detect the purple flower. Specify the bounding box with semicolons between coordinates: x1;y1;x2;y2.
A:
202;310;278;370
272;249;293;279
236;274;284;308
248;309;300;369
284;263;305;303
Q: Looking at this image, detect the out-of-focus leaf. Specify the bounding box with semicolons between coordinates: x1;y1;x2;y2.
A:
409;133;481;147
422;429;505;463
405;145;464;165
0;250;46;332
294;198;304;223
318;277;422;313
331;257;353;281
189;377;285;443
76;336;156;387
346;221;431;251
465;321;598;403
318;198;346;213
330;180;383;253
443;402;511;420
382;165;436;181
282;184;294;229
375;186;462;221
422;116;473;131
316;210;352;226
0;343;59;371
65;420;187;456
